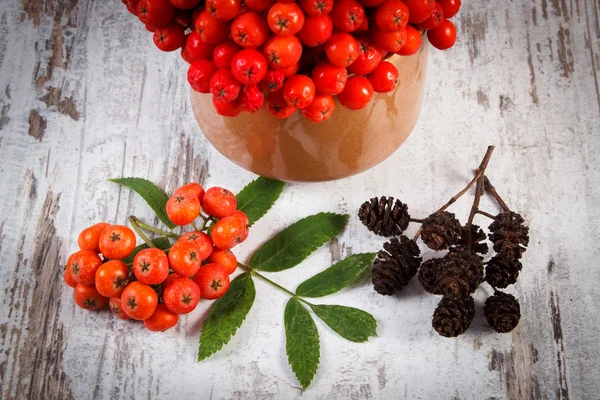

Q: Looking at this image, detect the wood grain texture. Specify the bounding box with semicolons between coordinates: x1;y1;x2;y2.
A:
0;0;598;398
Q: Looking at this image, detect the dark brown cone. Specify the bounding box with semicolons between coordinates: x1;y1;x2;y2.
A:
448;247;484;291
418;258;443;294
484;291;521;333
421;211;462;250
488;212;529;259
372;235;422;295
485;255;523;288
457;224;489;255
358;197;411;237
432;296;475;337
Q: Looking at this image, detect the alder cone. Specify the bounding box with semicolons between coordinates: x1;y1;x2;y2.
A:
488;212;529;259
432;295;475;337
484;291;521;333
485;255;522;288
358;197;410;237
372;235;422;295
457;224;489;255
421;211;462;250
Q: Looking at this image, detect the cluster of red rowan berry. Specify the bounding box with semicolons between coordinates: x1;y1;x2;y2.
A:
63;183;248;332
121;0;461;121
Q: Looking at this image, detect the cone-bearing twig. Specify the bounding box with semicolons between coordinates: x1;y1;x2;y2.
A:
359;197;411;237
372;235;422;295
484;176;511;212
413;146;496;242
484;291;520;333
466;146;495;250
420;211;462;250
488;212;529;259
432;296;475;337
485;255;522;288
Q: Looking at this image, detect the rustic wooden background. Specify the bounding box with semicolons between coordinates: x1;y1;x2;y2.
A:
1;0;599;398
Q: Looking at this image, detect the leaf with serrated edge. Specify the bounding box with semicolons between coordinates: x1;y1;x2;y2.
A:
198;273;256;361
285;298;320;389
250;213;348;272
109;177;175;229
122;237;171;264
310;304;377;343
236;177;285;226
295;253;376;297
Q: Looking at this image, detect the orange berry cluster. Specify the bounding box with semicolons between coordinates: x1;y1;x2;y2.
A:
63;182;248;332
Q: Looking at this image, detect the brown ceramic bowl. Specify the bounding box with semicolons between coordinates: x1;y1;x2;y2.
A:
191;42;429;182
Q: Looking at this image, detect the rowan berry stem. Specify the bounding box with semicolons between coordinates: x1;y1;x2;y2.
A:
191;222;201;231
237;262;309;302
129;216;156;248
130;216;180;239
483;176;511;212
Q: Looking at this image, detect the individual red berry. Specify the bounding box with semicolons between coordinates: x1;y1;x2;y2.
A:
417;2;444;30
192;4;205;24
245;0;275;12
109;297;131;320
210;216;245;249
348;38;382;75
195;11;231;44
202;187;237;218
231;49;268;84
78;222;111;253
188;59;219;93
171;0;201;8
206;0;242;21
166;191;201;226
231;11;270;48
438;0;461;18
193;263;231;299
213;41;243;69
263;35;303;70
98;225;136;260
427;19;456;49
168;241;203;277
163;278;202;314
325;33;359;67
212;97;243;116
404;0;436;23
398;25;422;55
283;75;316;109
267;90;297;118
126;0;140;15
74;284;108;311
207;249;238;274
145;23;157;32
133;248;169;285
174;8;193;27
210;69;243;102
337;75;374;110
121;281;158;320
299;0;334;16
137;0;175;28
63;265;78;288
329;0;365;32
153;22;186;52
375;0;409;32
260;69;285;91
373;27;407;52
311;61;347;95
301;94;335;122
179;231;214;260
367;60;399;92
144;304;179;331
175;182;205;202
68;250;103;285
232;210;250;242
182;31;215;63
95;260;130;298
279;61;300;77
298;14;333;47
267;3;305;36
238;84;265;112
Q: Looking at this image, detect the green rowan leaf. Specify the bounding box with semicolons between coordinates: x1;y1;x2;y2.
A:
310;304;377;343
198;273;256;361
285;298;320;389
295;253;376;297
250;213;348;272
236;177;285;226
122;237;171;264
109;177;175;229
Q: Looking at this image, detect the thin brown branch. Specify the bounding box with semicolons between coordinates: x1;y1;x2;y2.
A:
476;209;496;219
484;176;511;212
466;146;496;249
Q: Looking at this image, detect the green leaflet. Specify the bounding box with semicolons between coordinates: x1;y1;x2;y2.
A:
198;273;256;361
310;304;377;343
250;213;348;272
109;177;175;229
295;253;377;297
122;237;171;264
285;298;320;389
236;177;285;226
